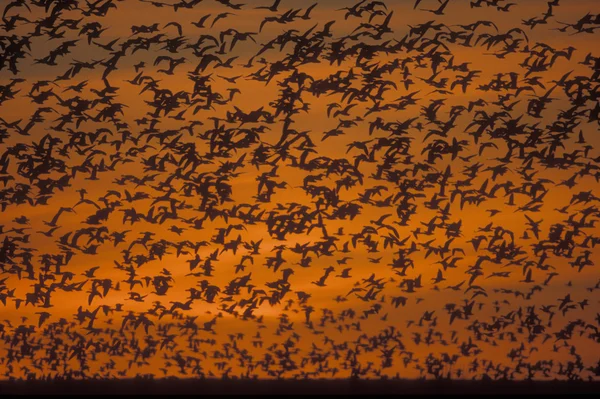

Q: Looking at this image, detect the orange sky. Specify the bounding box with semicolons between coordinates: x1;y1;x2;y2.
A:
0;0;599;381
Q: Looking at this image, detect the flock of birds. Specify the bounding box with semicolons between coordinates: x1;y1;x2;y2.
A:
0;0;600;383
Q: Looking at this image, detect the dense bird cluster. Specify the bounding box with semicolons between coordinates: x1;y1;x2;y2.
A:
0;0;600;382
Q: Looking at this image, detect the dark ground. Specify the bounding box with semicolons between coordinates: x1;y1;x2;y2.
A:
0;378;599;395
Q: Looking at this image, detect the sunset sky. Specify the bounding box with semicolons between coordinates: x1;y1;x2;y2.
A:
0;0;599;381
